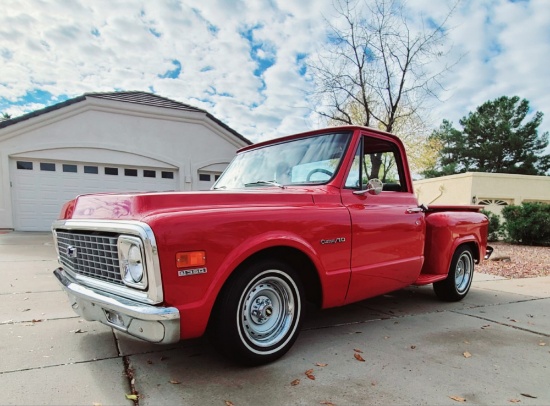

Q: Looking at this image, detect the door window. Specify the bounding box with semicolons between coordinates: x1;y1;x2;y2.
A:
345;136;407;192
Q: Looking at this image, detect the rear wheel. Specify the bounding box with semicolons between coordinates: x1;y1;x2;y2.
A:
433;246;474;302
210;259;304;366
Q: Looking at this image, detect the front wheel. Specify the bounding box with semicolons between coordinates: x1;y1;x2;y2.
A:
433;246;475;302
209;260;304;366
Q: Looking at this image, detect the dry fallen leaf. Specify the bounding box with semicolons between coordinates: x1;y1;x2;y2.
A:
449;395;466;402
125;394;138;401
353;348;363;353
169;379;181;384
463;351;472;358
509;399;521;403
316;363;328;367
320;402;335;406
305;369;314;375
305;369;316;380
225;401;234;406
520;393;537;399
354;353;365;362
74;329;87;334
410;345;417;350
93;403;102;406
290;379;300;386
539;342;546;346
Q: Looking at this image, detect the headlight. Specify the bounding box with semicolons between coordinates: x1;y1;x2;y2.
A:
118;236;148;289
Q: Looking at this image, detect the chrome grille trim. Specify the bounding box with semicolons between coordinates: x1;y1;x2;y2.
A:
52;219;164;305
56;231;122;285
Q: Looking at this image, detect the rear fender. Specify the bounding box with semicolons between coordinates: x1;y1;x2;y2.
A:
421;211;487;276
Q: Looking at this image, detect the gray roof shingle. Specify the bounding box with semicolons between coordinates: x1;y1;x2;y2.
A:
0;91;251;145
86;91;205;113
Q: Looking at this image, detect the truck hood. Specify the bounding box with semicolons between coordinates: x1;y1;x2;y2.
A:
58;188;322;221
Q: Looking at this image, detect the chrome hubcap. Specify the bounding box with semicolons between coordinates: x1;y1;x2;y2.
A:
250;296;274;325
239;272;298;349
455;252;473;293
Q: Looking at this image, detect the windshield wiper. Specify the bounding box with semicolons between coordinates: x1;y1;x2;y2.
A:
244;180;285;189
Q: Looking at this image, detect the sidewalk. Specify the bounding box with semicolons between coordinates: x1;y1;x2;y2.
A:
1;232;549;405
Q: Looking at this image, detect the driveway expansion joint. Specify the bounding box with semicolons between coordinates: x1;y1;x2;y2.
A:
451;310;550;338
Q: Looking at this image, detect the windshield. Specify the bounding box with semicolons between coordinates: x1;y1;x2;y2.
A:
213;132;351;190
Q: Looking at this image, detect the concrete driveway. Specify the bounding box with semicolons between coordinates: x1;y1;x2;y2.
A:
1;231;549;405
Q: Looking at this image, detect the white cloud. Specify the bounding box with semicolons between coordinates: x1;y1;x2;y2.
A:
429;0;550;139
1;0;549;145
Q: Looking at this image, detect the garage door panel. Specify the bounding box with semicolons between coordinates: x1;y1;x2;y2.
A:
11;159;178;231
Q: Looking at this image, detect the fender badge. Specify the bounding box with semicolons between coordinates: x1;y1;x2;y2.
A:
320;237;346;245
178;267;207;277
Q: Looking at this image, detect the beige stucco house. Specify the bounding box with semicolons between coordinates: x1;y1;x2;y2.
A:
414;172;550;216
0;91;251;231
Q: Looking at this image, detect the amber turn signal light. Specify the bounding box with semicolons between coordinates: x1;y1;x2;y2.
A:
176;251;206;268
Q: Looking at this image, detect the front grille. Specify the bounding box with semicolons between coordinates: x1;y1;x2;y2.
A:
56;231;123;285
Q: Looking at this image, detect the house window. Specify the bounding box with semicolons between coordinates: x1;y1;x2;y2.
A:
125;169;138;177
105;167;118;176
144;170;156;178
40;163;56;171
161;171;174;179
199;174;211;181
84;166;99;174
63;164;77;173
478;199;509;206
17;161;33;170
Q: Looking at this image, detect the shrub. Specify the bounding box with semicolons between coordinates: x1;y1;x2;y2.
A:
481;209;502;242
501;202;550;246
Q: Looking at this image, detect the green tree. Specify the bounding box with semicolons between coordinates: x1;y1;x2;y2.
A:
1;112;11;121
424;96;550;177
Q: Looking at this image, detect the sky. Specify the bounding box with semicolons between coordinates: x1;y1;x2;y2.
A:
1;0;549;144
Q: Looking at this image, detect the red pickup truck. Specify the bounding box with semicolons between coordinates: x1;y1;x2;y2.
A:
52;126;491;365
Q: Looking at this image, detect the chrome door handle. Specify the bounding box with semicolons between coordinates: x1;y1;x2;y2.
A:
406;207;423;214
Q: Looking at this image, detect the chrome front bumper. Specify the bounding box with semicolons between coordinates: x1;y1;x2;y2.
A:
54;268;180;344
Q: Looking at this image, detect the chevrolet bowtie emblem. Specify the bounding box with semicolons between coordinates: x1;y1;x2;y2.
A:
66;245;78;258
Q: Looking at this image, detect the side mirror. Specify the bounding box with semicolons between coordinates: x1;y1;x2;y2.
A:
353;178;383;195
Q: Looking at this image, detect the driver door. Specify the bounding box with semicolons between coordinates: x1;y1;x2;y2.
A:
341;134;425;304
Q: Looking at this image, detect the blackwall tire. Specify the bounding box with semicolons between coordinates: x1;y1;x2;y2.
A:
210;260;304;366
433;246;475;302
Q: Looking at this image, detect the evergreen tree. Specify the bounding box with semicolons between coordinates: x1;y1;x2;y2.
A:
424;96;550;177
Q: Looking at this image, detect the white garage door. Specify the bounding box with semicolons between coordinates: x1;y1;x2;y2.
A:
10;159;178;231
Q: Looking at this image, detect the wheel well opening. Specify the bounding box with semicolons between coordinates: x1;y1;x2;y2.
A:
461;241;480;263
230;246;322;307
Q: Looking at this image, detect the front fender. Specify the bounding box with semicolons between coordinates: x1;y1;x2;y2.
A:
147;205;352;339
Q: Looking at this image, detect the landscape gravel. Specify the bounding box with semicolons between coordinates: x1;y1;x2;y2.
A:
478;242;550;278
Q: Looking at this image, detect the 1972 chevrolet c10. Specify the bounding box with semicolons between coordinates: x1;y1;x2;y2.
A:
52;126;492;365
